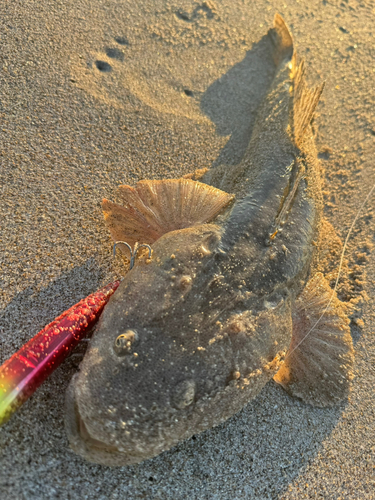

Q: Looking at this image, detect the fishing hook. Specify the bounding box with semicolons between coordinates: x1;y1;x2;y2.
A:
113;241;152;269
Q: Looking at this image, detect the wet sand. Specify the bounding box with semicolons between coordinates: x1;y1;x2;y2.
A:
1;0;374;498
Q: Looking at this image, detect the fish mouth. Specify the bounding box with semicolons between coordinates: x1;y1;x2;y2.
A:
65;373;192;467
65;375;137;466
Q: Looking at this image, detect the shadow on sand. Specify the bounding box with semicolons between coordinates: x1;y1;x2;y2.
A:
200;33;275;168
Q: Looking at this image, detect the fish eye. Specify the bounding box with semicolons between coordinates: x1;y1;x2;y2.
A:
114;330;138;356
172;380;196;409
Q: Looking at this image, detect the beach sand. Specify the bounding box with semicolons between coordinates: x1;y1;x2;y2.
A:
1;0;374;498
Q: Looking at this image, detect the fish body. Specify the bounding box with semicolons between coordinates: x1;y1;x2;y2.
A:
65;15;353;466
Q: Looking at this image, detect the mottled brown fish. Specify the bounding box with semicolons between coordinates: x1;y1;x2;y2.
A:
65;15;354;466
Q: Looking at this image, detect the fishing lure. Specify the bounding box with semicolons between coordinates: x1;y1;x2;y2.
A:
0;281;120;426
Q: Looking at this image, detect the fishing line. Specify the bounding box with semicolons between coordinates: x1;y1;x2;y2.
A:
285;181;375;359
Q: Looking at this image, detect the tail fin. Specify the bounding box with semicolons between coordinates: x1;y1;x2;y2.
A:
269;13;295;67
270;14;324;146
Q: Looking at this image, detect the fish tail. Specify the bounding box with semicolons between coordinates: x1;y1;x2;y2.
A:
270;14;324;147
269;13;295;68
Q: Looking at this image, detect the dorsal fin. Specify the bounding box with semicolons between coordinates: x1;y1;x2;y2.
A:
102;178;234;246
292;60;324;146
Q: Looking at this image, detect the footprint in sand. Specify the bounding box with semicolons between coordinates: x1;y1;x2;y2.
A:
104;47;125;62
95;60;112;72
70;32;209;123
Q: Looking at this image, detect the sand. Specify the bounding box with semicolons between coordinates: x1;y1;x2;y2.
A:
1;0;374;498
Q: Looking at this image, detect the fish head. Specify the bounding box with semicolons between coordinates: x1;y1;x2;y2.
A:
65;224;226;465
65;223;292;465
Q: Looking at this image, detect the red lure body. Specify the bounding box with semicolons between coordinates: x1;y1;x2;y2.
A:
0;280;120;425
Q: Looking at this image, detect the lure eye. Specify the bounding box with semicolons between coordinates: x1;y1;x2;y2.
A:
114;330;138;356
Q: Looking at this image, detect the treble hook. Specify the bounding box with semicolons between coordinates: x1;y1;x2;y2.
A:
113;241;152;270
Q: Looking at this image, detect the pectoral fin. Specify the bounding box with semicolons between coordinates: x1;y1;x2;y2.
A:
273;273;354;407
102;178;234;246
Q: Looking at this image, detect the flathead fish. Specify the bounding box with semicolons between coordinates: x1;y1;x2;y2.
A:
65;15;354;466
